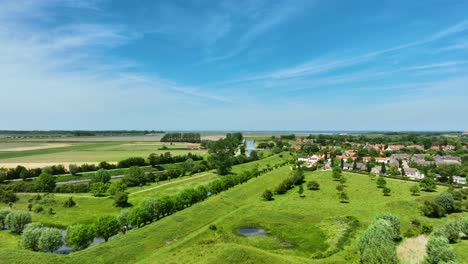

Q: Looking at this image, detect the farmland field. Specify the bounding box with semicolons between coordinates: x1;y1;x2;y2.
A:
0;141;207;168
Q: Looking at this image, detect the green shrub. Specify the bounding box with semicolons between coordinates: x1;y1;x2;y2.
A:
307;180;320;190
33;206;44;213
425;235;457;264
261;189;274;201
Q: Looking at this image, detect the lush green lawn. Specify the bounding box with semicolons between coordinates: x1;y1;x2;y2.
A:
1;166;466;263
1;154;289;228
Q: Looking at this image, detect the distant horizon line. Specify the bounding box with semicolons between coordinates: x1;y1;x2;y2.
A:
0;130;465;133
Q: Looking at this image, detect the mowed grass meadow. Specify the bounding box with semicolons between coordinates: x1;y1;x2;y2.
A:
0;141;207;168
1;164;467;264
0;154;288;228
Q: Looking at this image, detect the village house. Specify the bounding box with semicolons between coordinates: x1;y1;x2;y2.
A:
443;145;456;151
292;145;302;150
406;145;424;150
362;156;372;163
297;155;323;167
371;166;381;175
434;155;462;166
453;176;466;185
356;162;367;171
390;154;409;162
404;168;424;180
431;145;441;151
386;145;404;151
375;157;389;163
343;163;352;170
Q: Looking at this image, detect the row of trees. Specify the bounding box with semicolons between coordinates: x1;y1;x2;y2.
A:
148;152;203;167
0;152;204;183
46;160;287;252
160;133;201;143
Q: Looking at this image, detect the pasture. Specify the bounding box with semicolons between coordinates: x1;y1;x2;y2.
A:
1;167;466;264
0;153;288;228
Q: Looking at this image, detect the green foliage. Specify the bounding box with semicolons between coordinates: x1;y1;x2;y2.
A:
0;190;18;204
38;228;63;252
34;173;56;192
114;192;129;207
375;213;400;241
434;221;461;243
68;164;79;176
357;218;398;264
261;189;273;201
460;218;468;236
425;235;457;264
90;182;109;197
122;166;147;187
207;138;237;175
21;223;44;251
434;192;455;214
382;187;391;196
338;192;349;203
93;169;111;183
332;167;341;181
420;177;437;192
376;177;386;188
94;216;120;242
0;209;10;229
410;184;420;196
66;224;95;250
33;206;44;213
5;211;31;233
307;180;320;190
63;197;76;208
298;184;305;197
339;176;347;185
107;180;127;196
422;200;446;218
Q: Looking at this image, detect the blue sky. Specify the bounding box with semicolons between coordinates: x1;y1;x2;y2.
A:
1;0;467;131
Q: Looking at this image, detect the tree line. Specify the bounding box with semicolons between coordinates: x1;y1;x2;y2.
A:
160;133;201;143
7;157;288;253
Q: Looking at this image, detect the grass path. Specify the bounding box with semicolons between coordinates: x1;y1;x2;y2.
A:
130;172;212;195
397;235;428;264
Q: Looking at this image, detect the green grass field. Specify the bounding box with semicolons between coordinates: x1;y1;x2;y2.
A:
0;141;207;168
0;154;288;228
0;166;466;264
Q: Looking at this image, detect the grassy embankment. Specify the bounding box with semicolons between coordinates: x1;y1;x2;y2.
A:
1;165;467;264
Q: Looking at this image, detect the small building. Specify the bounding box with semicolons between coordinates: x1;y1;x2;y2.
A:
292;145;302;150
371;166;381;175
386;145;404;151
453;176;466;185
343;163;352;170
390;154;409;162
375;157;389;163
404;168;424;180
298;155;323;167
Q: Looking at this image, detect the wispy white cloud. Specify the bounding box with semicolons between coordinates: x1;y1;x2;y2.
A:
0;0;231;130
204;0;311;62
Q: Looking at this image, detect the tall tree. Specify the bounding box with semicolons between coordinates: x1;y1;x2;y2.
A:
94;216;120;242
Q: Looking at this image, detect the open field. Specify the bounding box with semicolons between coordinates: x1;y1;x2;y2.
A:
0;141;207;168
0;167;466;263
0;154;288;228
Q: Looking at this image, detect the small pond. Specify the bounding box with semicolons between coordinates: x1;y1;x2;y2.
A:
237;228;267;237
